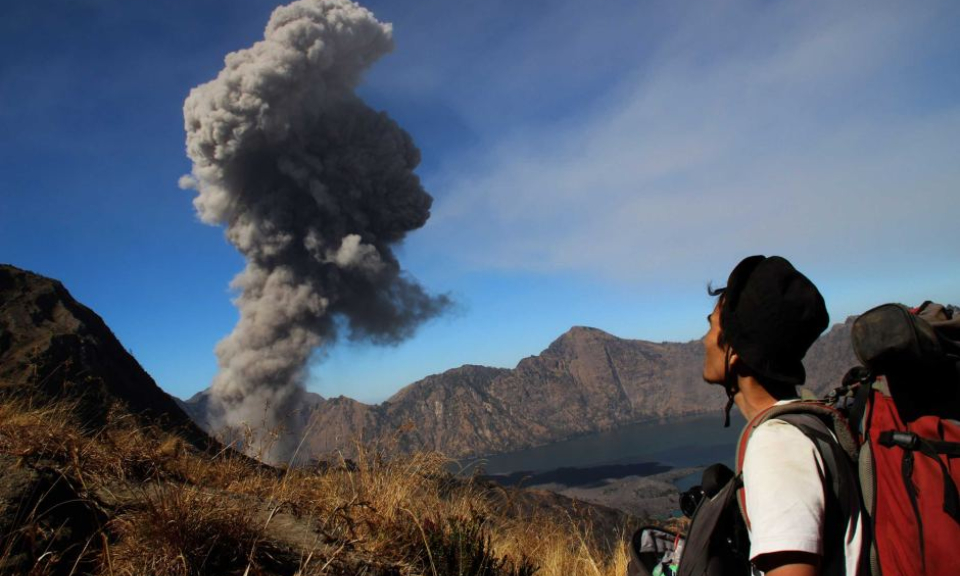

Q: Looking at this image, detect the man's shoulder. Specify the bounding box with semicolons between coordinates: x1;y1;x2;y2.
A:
743;417;822;473
749;417;819;448
744;400;827;455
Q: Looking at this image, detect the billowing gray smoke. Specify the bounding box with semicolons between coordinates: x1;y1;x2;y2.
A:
181;0;449;461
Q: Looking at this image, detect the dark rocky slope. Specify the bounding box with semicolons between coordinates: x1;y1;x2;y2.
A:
0;264;212;450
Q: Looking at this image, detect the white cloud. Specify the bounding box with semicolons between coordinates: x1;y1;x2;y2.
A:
177;174;198;190
416;0;960;285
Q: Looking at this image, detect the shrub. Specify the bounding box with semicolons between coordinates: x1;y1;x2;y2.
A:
416;515;538;576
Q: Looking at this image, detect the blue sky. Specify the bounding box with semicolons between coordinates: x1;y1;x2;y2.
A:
2;0;958;403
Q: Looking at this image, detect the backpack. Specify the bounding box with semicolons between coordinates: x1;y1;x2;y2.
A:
676;301;960;576
828;302;960;575
627;525;685;576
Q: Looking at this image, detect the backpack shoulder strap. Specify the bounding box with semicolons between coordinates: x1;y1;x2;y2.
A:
735;401;859;529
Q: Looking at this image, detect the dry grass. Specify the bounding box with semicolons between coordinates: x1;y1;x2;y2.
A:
0;395;633;576
102;487;274;576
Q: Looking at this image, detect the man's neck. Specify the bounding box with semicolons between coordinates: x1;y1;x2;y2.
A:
733;376;780;421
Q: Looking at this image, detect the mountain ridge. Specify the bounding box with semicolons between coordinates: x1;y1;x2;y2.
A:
184;317;859;460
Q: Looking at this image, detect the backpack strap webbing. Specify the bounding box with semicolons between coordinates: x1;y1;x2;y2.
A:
878;430;960;524
735;401;859;530
777;413;856;576
734;402;860;576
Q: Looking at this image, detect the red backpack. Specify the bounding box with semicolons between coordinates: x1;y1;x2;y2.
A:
737;302;960;575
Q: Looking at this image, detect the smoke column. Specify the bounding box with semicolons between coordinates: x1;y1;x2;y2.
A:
181;0;449;460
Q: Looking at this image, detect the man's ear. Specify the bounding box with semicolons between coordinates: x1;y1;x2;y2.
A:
730;352;740;367
727;349;740;373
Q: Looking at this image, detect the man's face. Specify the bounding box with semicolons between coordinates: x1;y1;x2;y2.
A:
702;302;727;384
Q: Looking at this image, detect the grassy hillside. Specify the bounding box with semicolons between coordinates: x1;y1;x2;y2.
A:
0;393;654;576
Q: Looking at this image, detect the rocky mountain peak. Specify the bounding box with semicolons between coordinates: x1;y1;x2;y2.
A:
539;326;619;362
551;325;615;344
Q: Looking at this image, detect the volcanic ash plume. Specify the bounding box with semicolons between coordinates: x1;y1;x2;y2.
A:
181;0;449;460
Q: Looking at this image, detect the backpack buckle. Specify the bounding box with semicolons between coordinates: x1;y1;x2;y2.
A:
878;430;919;450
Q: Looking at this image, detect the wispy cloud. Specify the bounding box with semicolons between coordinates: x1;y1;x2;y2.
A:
409;0;960;285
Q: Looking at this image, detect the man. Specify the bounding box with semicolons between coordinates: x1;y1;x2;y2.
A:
701;256;863;576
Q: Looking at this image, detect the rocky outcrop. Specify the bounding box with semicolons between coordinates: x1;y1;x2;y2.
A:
0;264;212;450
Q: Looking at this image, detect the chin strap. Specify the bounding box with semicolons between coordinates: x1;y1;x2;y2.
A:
722;347;738;428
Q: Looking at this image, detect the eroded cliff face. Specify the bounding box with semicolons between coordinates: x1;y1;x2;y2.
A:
186;323;858;460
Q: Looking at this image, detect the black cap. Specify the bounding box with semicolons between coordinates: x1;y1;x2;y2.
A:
721;255;828;386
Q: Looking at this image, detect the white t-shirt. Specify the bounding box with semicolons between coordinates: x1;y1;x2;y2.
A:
742;401;863;574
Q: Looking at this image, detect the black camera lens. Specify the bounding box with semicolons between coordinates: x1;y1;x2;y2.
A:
679;485;705;518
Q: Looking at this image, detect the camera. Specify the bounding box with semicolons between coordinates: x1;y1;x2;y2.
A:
679;485;705;518
679;463;735;519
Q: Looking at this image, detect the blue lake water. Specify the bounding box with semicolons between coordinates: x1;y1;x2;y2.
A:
460;412;746;490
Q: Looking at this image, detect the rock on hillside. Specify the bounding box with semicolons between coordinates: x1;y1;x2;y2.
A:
0;264;212;450
185;322;859;460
